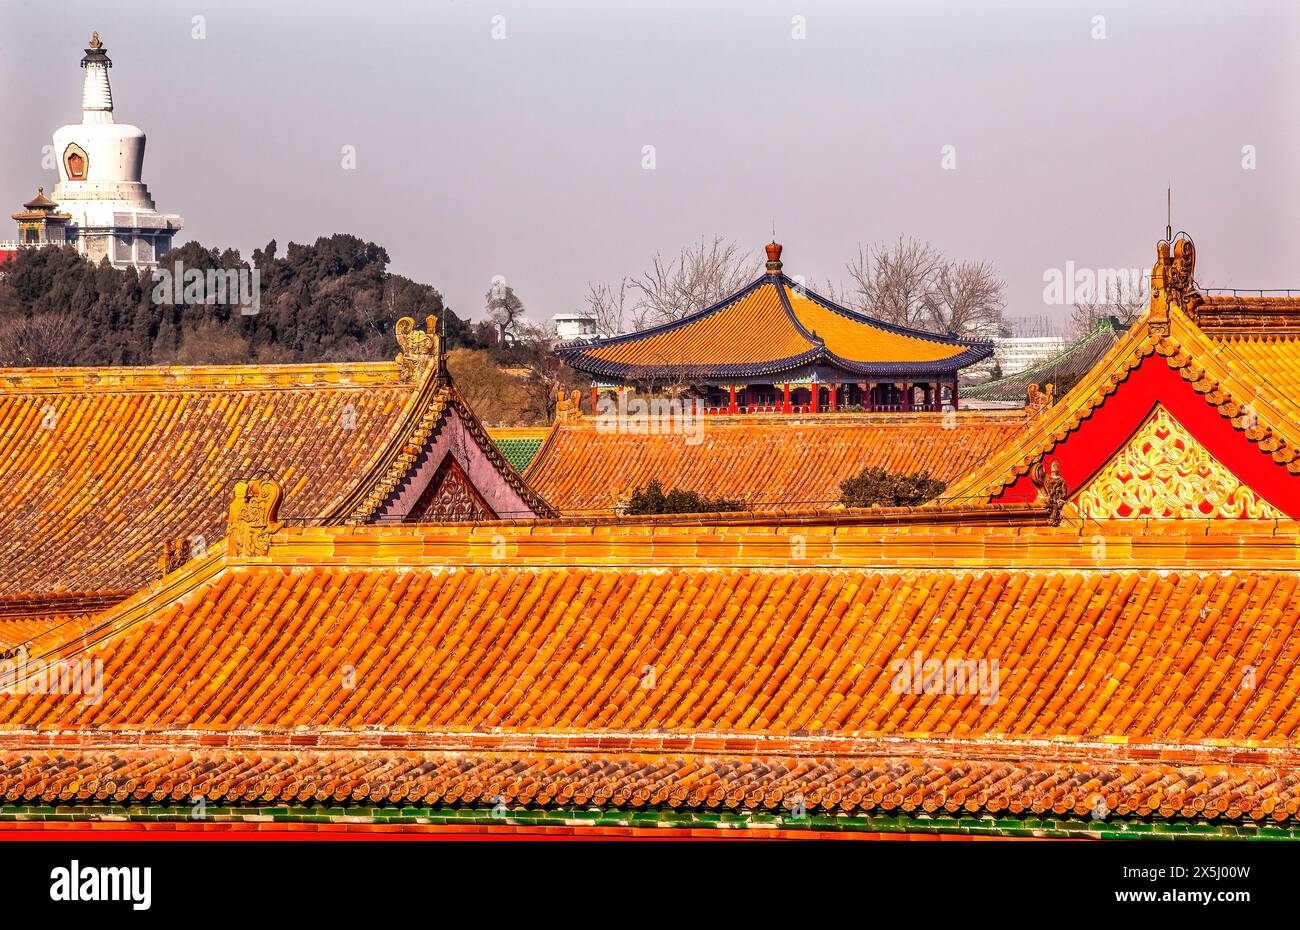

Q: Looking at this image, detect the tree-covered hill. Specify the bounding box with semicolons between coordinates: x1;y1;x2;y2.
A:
0;234;487;366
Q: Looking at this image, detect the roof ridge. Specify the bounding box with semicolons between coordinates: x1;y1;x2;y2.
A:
243;516;1298;572
326;364;557;523
554;273;773;353
785;274;993;350
964;319;1127;399
0;361;403;394
2;729;1289;764
773;276;824;349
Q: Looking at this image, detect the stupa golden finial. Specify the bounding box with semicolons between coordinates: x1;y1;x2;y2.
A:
90;32;102;49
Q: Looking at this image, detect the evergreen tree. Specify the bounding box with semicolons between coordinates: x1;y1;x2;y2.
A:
0;236;489;366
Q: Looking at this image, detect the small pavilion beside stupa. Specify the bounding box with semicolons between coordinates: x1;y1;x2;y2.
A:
557;242;994;413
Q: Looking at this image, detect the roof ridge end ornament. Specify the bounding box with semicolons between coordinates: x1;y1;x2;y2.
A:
1029;458;1069;527
554;388;583;424
1025;382;1055;418
1150;231;1201;336
158;537;193;577
228;476;283;557
395;313;442;383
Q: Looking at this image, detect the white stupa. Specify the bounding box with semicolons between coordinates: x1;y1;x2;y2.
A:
46;32;183;269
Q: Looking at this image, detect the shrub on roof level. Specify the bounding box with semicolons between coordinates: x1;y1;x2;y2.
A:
839;466;946;508
625;479;745;515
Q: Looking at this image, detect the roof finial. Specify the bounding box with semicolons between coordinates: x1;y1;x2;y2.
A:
90;32;102;50
436;308;448;382
1166;184;1172;242
765;240;783;275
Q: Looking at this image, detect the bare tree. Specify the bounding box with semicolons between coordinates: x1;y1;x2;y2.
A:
511;321;572;421
843;236;943;330
583;279;631;337
0;311;96;366
627;236;755;327
446;347;540;425
485;278;525;344
924;260;1006;339
1070;278;1144;339
153;318;252;365
819;278;852;307
841;236;1006;340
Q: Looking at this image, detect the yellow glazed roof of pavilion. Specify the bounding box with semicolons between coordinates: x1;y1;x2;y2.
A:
558;246;992;382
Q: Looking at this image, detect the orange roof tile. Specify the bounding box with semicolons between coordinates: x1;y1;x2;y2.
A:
0;515;1298;825
0;363;415;604
0;345;554;617
0;742;1294;823
5;550;1299;743
524;412;1025;514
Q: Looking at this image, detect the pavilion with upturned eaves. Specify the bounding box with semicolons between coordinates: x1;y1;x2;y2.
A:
556;242;994;414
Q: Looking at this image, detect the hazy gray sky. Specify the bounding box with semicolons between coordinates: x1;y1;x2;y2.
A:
3;0;1298;329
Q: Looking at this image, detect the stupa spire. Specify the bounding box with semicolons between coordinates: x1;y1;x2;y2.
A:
80;32;114;123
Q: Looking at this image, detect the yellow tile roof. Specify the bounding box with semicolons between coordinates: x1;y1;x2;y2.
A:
561;273;991;380
0;362;416;604
1206;333;1300;419
584;280;814;368
1;515;1296;826
5;518;1299;741
786;288;969;363
525;411;1024;514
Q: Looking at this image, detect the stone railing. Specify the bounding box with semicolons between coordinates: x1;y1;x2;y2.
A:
0;240;59;251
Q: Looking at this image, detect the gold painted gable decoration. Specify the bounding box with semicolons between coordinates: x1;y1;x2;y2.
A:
1074;406;1282;520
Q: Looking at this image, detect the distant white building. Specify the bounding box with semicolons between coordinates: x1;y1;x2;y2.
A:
3;33;184;270
965;328;1066;382
552;311;598;340
992;335;1066;376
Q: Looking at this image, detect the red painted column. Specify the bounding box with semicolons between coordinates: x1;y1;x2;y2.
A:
591;386;599;414
902;382;912;412
728;384;738;414
952;377;959;410
782;382;792;413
